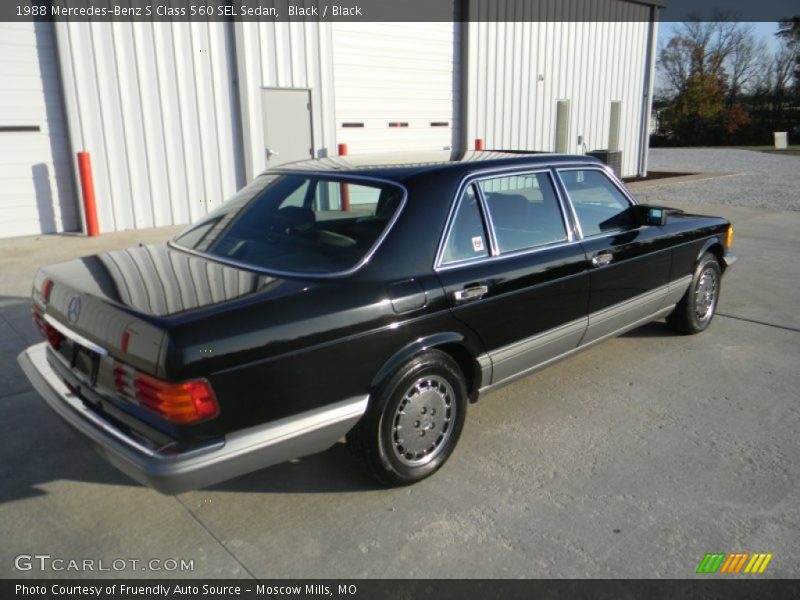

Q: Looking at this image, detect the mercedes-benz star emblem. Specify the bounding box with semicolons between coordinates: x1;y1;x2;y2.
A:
67;296;81;324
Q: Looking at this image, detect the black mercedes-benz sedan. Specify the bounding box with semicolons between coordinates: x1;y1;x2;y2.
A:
18;151;735;493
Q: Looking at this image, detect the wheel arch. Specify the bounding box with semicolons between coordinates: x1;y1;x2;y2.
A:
370;332;486;402
696;237;726;272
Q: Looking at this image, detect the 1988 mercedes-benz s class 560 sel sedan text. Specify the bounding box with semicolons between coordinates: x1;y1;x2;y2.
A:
18;152;735;493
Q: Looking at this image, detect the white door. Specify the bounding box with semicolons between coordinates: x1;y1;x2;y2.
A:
332;21;458;154
0;22;75;238
262;88;314;168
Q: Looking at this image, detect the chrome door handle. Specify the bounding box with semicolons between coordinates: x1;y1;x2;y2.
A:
591;252;613;267
266;148;279;158
453;285;488;303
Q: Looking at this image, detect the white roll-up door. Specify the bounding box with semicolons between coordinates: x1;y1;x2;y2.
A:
0;22;76;238
332;21;458;154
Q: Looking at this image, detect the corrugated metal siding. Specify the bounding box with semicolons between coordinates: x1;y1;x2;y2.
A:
0;22;76;238
235;20;337;180
54;22;244;233
332;21;459;153
465;0;652;177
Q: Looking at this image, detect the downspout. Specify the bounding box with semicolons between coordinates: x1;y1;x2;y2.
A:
638;6;658;177
456;0;470;154
52;22;87;234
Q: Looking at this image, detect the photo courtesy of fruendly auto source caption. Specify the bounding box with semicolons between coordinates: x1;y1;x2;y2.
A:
1;0;799;598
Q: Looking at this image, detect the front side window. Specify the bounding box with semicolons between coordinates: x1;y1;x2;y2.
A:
173;175;403;275
440;186;490;265
558;169;634;236
478;172;567;253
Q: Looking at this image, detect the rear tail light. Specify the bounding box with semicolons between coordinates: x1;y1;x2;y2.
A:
32;278;54;338
31;306;46;336
113;362;219;424
44;322;64;350
42;278;54;302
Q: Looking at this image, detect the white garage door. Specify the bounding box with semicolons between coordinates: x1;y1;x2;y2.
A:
332;21;459;154
0;22;76;238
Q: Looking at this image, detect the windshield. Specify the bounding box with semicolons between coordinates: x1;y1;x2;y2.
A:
172;174;404;275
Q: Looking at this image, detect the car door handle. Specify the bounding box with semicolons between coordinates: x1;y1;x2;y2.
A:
591;252;613;267
453;285;488;303
266;148;279;158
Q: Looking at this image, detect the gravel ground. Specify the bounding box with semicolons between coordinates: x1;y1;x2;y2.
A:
635;148;800;211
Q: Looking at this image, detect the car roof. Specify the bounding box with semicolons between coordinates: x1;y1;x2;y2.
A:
269;150;605;182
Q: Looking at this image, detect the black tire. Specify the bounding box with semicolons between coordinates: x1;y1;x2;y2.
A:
347;350;468;486
667;252;722;334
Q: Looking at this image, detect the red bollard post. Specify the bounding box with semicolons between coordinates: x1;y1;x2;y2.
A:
338;143;350;212
77;152;100;236
474;138;484;151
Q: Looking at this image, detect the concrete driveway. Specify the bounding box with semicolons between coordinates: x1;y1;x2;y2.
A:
1;155;798;578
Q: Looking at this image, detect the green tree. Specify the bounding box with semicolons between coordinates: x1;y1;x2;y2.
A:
777;17;800;92
657;19;758;144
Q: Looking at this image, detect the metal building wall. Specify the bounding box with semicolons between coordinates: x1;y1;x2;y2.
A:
234;20;337;181
0;21;76;238
331;21;459;154
464;0;656;177
54;21;245;234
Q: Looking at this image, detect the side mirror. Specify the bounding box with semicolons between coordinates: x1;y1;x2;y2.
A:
633;205;668;227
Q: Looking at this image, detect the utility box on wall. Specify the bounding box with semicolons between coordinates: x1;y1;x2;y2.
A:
587;150;623;176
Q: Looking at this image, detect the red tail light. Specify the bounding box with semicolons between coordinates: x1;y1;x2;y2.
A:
31;306;46;336
44;322;64;350
42;278;54;302
113;362;219;424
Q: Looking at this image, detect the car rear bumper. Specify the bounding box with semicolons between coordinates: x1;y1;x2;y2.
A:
18;342;368;494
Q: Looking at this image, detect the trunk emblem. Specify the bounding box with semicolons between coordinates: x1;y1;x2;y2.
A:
67;296;81;323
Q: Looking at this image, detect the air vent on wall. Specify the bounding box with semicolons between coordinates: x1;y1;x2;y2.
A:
0;125;41;133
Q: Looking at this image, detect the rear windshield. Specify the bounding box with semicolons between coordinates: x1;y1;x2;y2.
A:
172;174;404;275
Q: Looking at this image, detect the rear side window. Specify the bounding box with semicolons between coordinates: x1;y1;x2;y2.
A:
173;175;403;275
558;169;633;236
440;186;490;265
479;173;567;253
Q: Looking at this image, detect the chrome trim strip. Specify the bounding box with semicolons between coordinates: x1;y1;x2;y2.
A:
476;354;492;395
473;181;500;257
435;238;580;272
434;165;584;271
479;304;675;398
553;165;639;241
477;277;688;392
170;172;408;280
490;317;587;384
582;284;668;346
18;342;368;494
660;274;692;308
43;314;109;356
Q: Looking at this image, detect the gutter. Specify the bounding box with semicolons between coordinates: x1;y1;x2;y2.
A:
638;5;659;177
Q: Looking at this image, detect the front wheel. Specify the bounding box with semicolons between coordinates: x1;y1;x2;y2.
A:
667;252;722;334
347;350;468;486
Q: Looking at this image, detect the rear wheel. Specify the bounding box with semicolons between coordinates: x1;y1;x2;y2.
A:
667;253;722;334
347;350;467;486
